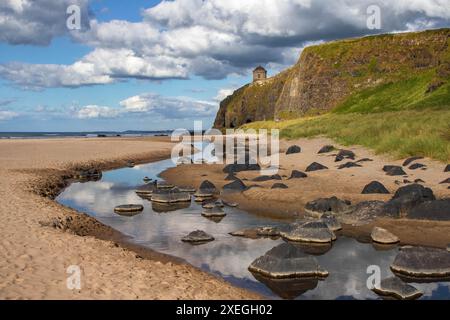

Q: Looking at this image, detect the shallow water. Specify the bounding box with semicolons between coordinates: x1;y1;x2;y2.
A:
56;157;450;300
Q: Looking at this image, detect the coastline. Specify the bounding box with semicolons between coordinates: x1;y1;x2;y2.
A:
161;136;450;248
0;137;261;299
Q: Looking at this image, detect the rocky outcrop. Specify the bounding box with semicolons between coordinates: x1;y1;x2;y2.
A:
214;29;450;129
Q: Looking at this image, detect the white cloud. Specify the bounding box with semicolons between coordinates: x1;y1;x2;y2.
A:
0;110;19;120
214;88;235;102
75;105;119;119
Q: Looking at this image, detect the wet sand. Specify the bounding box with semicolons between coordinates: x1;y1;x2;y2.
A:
161;137;450;248
0;137;260;299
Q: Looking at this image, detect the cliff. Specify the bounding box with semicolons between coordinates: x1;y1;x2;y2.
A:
214;28;450;129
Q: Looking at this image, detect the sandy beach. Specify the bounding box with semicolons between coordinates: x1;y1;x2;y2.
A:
0;137;260;299
162;137;450;248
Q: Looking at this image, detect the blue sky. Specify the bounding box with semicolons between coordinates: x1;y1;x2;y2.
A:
0;0;449;132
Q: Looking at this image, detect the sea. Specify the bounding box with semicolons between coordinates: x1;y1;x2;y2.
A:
0;130;173;139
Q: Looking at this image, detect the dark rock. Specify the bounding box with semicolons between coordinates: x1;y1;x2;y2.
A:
393;184;435;202
414;179;425;183
403;179;412;184
224;173;238;181
181;230;214;243
362;181;390;194
305;162;328;172
341;201;400;225
440;178;450;184
445;164;450;172
318;145;334;154
372;277;422;300
286;145;301;155
356;158;373;163
320;213;342;231
383;165;407;176
223;179;247;192
305;196;352;217
335;150;355;162
391;246;450;280
402;156;424;167
253;174;282;182
289;170;307;179
338;161;362;169
152;202;190;213
223;162;261;173
272;183;288;189
280;221;336;243
199;180;217;193
407;200;450;221
251;273;320;300
409;163;426;170
151;188;191;203
384;184;435;215
248;243;329;279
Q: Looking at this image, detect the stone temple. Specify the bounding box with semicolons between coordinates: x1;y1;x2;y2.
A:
252;66;267;82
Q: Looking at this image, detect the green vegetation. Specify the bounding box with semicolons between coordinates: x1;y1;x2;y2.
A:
242;110;450;162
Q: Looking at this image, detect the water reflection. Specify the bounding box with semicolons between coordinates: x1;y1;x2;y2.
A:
57;159;450;300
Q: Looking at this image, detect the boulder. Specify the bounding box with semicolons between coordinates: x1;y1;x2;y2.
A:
383;165;407;176
280;221;336;243
372;277;422;300
402;156;424;167
445;164;450;172
286;145;301;155
181;230;215;243
223;162;261;173
440;178;450;184
271;183;288;189
371;227;399;244
305;162;328;172
335;150;356;162
392;184;435;202
289;170;307;179
320;213;342;231
305;196;352;217
338;161;362;169
361;181;390;194
248;243;329;279
407;199;450;221
409;163;426;170
391;246;450;280
222;179;247;192
318;145;334;154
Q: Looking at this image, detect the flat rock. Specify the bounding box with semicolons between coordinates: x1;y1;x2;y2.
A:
222;179;247;192
271;183;288;189
305;196;352;217
391;246;450;280
372;277;422;300
356;158;373;163
409;163;426;170
371;227;399;244
151;188;191;203
407;199;450;221
280;221;336;243
383;165;407;176
181;230;214;243
402;156;424;167
286;145;301;155
318;145;334;154
253;174;282;182
305;162;328;172
230;226;280;239
135;183;156;196
320;213;342;231
289;170;307;179
114;204;144;213
361;181;390;194
202;206;226;218
338;161;362;169
341;201;399;225
248;243;329;279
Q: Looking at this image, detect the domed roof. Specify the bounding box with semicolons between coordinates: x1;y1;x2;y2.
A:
253;65;266;72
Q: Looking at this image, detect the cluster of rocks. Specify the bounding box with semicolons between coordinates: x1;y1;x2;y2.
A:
76;168;102;182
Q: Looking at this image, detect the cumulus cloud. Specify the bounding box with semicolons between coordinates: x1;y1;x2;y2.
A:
214;88;235;102
0;0;90;45
75;105;119;119
119;93;218;119
0;0;449;88
0;110;19;120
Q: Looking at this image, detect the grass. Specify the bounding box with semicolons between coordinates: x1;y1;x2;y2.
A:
242;110;450;162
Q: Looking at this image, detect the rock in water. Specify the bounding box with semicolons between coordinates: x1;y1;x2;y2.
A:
305;162;328;172
248;243;329;279
289;170;307;179
151;188;191;203
402;156;424;167
409;163;426;170
361;181;390;194
407;199;450;221
114;204;144;214
181;230;215;243
271;183;288;189
391;246;450;280
305;196;352;217
202;206;226;218
337;161;362;169
320;213;342;231
280;221;336;243
286;145;301;155
318;145;334;154
223;179;247;192
371;227;399;244
372;277;422;300
445;164;450;172
383;165;407;176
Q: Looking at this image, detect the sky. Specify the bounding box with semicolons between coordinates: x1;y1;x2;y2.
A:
0;0;449;132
